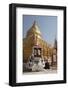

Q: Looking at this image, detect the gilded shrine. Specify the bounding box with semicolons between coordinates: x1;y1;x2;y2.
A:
23;21;57;70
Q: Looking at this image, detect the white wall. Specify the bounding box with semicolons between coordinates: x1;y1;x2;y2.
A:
0;0;68;89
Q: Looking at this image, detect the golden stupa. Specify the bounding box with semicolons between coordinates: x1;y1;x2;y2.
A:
23;21;53;63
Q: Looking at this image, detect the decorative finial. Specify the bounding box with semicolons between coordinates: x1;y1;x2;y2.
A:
33;20;36;26
54;38;57;49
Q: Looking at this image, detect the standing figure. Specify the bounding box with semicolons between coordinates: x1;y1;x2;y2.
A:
44;59;50;69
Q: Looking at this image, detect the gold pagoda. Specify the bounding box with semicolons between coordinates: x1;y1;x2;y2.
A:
23;21;53;63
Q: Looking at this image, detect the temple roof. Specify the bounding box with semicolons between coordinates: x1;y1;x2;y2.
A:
27;21;41;36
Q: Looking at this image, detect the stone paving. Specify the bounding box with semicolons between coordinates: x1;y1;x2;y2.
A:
23;68;57;75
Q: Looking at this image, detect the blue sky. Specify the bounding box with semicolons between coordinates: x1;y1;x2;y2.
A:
23;15;57;46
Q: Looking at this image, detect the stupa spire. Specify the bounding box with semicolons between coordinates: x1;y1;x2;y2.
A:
33;20;37;27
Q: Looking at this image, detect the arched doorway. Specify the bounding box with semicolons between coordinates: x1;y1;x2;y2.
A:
33;45;42;57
